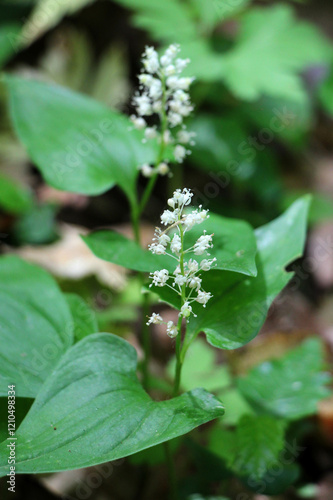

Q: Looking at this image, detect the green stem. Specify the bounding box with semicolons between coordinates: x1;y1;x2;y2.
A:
141;289;150;390
163;441;178;500
173;221;186;397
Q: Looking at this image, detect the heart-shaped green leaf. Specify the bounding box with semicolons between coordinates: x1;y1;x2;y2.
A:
0;334;224;475
0;256;73;398
4;76;159;205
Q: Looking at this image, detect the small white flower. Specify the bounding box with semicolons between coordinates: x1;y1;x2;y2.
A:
158;233;171;246
164;64;176;76
133;94;153;116
145;127;158;140
146;313;163;325
161;209;179;226
177;129;196;145
170;234;182;254
157;162;169;175
150;269;169;287
173;274;187;287
175;58;190;72
143;46;159;73
180;301;193;318
149;243;166;255
187;259;199;274
166;321;178;338
193;233;213;255
187;276;202;291
183;208;209;230
139;164;154;177
138;74;154;86
200;258;217;271
168;112;183;128
131;115;146;130
196;290;212;306
174;145;187;163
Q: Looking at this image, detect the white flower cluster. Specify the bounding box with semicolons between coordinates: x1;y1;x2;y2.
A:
146;188;216;338
131;45;196;178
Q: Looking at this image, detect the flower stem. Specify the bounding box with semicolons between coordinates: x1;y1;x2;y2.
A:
173;220;186;397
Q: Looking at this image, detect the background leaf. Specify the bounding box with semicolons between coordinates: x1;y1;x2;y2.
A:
0;333;224;475
0;256;73;398
113;0;197;44
238;338;331;420
0;173;33;215
222;5;332;101
210;416;285;480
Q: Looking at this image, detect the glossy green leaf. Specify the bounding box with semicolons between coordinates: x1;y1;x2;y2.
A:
153;197;310;350
185;196;310;349
4;76;158;204
0;334;224;475
210;415;285;480
238;338;331;420
65;293;98;342
0;256;73;398
82;230;175;273
0;173;33;215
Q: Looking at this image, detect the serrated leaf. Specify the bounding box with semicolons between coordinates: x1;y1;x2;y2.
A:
4;76;158;204
0;334;224;475
238;338;331;420
190;0;250;31
0;257;73;398
113;0;197;44
223;5;332;101
65;293;98;342
0;173;33;214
